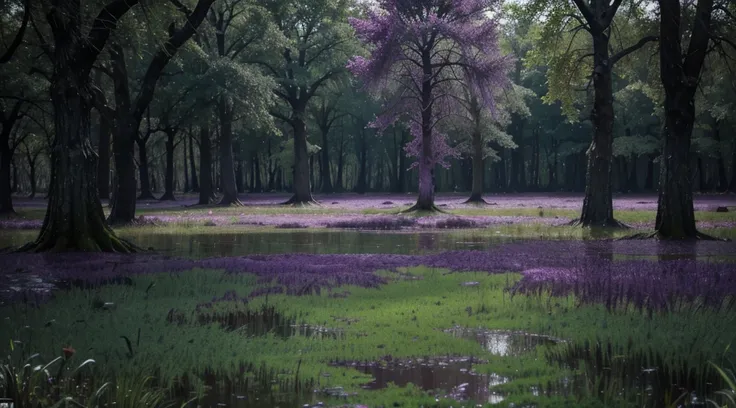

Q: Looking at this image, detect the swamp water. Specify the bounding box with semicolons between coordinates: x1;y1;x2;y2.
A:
170;312;724;407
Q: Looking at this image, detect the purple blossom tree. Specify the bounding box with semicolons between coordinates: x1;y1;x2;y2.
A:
348;0;512;211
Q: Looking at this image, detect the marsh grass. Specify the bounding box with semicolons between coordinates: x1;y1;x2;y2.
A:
2;267;735;406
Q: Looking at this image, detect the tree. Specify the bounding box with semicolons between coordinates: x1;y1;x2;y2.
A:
451;81;526;203
0;100;23;214
348;0;511;211
201;0;281;205
653;0;716;239
310;86;346;193
262;0;354;205
107;0;215;225
20;0;142;252
524;0;657;226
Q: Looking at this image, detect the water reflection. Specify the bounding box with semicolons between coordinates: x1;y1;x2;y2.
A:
445;327;561;356
115;231;521;258
547;339;723;408
332;356;509;404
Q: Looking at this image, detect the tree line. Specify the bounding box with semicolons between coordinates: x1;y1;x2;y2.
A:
0;0;734;251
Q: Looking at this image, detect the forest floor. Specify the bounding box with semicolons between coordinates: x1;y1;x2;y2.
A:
1;192;736;407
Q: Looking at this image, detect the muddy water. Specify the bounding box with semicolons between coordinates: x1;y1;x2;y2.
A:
330;330;561;404
335;357;508;404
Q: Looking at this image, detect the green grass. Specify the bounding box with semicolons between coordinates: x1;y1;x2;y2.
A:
2;267;734;407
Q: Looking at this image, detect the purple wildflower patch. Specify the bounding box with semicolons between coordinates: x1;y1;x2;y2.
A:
326;216;417;230
1;240;735;312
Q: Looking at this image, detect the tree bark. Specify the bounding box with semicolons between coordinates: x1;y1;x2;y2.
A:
217;101;241;205
108;0;215;222
654;0;713;239
336;132;344;192
285;113;315;204
198;125;214;205
27;154;37;199
0;134;14;214
254;153;262;192
730;142;736;193
412;49;437;211
645;155;655;190
355;127;367;194
713;119;728;192
466;125;485;203
189;130;199;192
136;136;155;199
0;102;21;214
579;32;619;226
22;0;140;252
97;110;111;199
320;127;333;193
159;128;176;200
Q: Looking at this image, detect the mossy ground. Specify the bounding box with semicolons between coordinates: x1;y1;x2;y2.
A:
2;267;735;407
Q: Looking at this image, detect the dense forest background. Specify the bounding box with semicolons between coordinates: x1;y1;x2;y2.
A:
0;0;734;245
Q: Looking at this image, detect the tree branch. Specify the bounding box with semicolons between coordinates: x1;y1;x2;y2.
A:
610;35;659;65
571;0;599;30
0;0;31;64
131;0;215;122
77;0;142;74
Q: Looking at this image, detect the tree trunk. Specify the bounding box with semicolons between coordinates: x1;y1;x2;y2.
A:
183;134;190;192
254;153;262;192
97;111;111;199
336;135;344;192
159;129;176;200
218;101;241;205
320;127;333;193
645;155;655;190
198;125;214;205
136;137;154;200
108;118;140;224
285;114;315;204
713;119;728;192
655;103;697;238
355;129;367;194
11;160;18;193
466;127;484;203
24;40;133;251
579;33;618;227
189;131;199;192
0;108;18;214
0;135;13;214
510;115;526;191
697;156;708;192
24;148;38;199
627;154;638;192
730;142;736;193
654;0;713;239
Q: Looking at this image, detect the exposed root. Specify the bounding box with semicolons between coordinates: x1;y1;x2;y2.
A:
281;195;320;206
158;193;176;201
463;196;489;205
218;197;244;207
399;203;447;214
16;230;141;253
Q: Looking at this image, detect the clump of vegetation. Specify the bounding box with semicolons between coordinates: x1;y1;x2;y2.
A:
433;217;479;229
326;216;417;230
